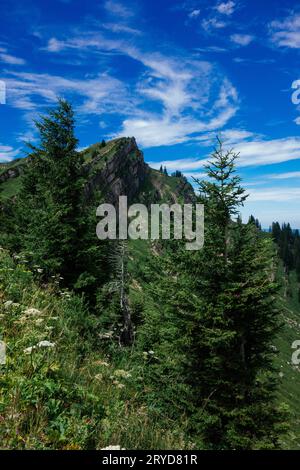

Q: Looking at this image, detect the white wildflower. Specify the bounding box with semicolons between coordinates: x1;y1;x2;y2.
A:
37;340;55;349
4;301;13;309
23;308;41;317
24;346;36;354
99;331;113;339
17;316;27;324
114;369;131;379
112;380;125;389
97;360;109;367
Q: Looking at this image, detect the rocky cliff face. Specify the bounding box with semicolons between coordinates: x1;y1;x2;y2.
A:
84;137;149;204
0;160;24;183
0;137;195;205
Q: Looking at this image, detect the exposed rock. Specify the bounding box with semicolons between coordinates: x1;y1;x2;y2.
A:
0;166;22;183
0;136;196;205
84;137;149;204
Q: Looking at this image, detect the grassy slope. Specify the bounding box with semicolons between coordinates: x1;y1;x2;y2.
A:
0;177;22;200
0;248;188;450
275;265;300;449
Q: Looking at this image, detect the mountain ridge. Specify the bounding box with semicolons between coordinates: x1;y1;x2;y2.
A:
0;137;195;205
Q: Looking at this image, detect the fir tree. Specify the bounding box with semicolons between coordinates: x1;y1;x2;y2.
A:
15;100;110;300
141;138;286;449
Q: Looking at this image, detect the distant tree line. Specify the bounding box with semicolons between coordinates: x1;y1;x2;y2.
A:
270;222;300;279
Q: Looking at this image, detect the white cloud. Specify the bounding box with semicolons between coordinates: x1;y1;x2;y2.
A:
270;13;300;48
202;17;226;32
0;47;26;65
104;0;133;18
236;137;300;167
188;9;201;18
0;145;19;162
148;156;207;172
41;33;239;147
249;187;300;202
102;23;141;35
215;1;235;16
2;70;132;116
230;34;254;46
118;75;238;147
149;135;300;172
194;128;256;146
267;171;300;180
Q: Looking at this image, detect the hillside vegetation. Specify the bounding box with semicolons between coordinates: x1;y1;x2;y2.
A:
0;247;188;449
0;99;297;450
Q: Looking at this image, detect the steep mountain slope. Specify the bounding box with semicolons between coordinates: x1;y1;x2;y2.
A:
0;137;195;204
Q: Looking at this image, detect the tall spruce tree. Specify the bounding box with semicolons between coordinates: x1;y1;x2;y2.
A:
16;99;84;284
140;139;286;449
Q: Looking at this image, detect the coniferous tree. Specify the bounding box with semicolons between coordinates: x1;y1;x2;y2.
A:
13;99;108;294
141;139;286;449
15;99;83;283
272;222;281;245
279;223;294;272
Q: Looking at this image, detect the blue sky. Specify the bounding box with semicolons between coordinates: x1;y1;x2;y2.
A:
1;0;300;227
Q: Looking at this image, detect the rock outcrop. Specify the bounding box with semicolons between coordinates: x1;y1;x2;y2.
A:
84;137;149;204
0;160;24;183
0;136;196;205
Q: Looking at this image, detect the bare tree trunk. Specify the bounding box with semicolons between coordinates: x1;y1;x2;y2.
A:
119;243;133;346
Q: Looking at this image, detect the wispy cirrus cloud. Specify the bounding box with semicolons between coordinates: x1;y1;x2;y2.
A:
115;65;238;146
249;187;300;202
236;137;300;167
104;0;134;19
269;12;300;48
266;171;300;180
0;144;20;162
102;22;141;35
149;135;300;172
0;47;26;65
40;32;239;147
2;70;132;115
